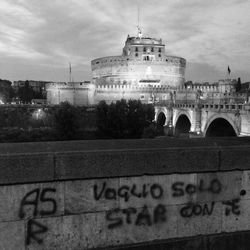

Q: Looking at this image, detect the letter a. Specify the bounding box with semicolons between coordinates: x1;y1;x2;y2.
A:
19;188;40;219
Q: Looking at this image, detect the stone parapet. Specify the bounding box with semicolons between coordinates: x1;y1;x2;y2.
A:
1;139;250;249
0;138;250;185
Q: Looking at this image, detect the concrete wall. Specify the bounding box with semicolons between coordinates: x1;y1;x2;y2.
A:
1;138;250;249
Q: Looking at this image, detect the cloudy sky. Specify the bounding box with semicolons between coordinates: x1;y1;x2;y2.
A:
0;0;249;83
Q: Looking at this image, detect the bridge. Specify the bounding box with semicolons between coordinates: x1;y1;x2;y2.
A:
155;97;250;138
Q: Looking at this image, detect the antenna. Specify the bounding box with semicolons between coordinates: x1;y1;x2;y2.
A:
137;4;142;38
137;5;140;28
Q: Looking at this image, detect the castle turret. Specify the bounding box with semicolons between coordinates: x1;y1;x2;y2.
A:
91;29;186;88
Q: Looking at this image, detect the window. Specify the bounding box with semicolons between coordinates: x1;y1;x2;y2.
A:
158;54;161;57
143;47;146;52
135;53;138;57
158;48;161;53
135;47;138;52
151;47;154;52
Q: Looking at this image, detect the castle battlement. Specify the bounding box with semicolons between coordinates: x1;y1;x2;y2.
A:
91;55;186;71
177;85;219;92
95;84;171;92
46;82;91;90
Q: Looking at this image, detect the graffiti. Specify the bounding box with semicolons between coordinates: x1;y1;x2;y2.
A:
12;174;246;246
19;188;57;219
96;178;227;229
94;182;163;202
19;187;57;245
26;219;48;245
180;199;242;218
180;202;215;217
222;198;240;216
172;179;222;197
240;189;246;196
106;204;166;229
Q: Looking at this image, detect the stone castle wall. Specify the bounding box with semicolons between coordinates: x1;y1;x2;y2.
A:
46;83;175;105
46;80;240;106
94;84;172;104
91;55;186;87
46;82;94;106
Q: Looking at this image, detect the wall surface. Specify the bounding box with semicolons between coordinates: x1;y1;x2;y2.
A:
1;138;250;249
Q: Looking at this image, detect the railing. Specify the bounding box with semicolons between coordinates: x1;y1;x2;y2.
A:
157;100;246;111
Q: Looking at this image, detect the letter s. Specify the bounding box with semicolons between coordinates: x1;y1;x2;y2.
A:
106;208;123;229
172;182;184;197
40;188;57;216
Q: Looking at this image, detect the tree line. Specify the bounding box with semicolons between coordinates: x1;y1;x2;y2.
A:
0;100;157;142
96;99;155;139
52;100;156;140
0;79;45;104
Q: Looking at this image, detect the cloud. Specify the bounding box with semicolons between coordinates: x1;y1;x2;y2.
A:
0;0;249;82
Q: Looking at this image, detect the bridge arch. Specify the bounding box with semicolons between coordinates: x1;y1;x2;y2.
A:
156;111;167;135
173;111;191;128
204;114;239;137
174;114;191;137
156;112;167;126
155;107;168;124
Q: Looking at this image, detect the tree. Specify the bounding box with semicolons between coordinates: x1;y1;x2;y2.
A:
33;87;45;99
96;100;109;135
54;102;79;139
107;99;128;138
235;77;242;92
96;99;154;139
0;79;14;103
127;99;154;138
17;81;35;104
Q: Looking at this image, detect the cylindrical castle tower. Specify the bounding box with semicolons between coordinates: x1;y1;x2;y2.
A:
91;30;186;88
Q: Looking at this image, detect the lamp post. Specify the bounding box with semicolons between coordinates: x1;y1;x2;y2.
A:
186;85;191;105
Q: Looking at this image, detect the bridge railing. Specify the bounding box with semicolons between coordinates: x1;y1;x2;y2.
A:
158;100;246;112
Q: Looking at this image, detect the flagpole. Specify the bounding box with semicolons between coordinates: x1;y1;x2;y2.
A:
69;62;72;83
227;66;231;80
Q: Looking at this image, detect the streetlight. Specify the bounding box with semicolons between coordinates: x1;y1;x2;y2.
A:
32;108;46;126
186;85;191;105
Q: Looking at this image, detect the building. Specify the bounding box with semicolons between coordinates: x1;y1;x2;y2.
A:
46;81;93;106
46;28;186;106
13;80;49;95
91;31;186;87
46;28;241;107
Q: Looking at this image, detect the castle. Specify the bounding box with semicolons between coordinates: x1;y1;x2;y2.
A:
46;28;238;106
46;28;187;106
